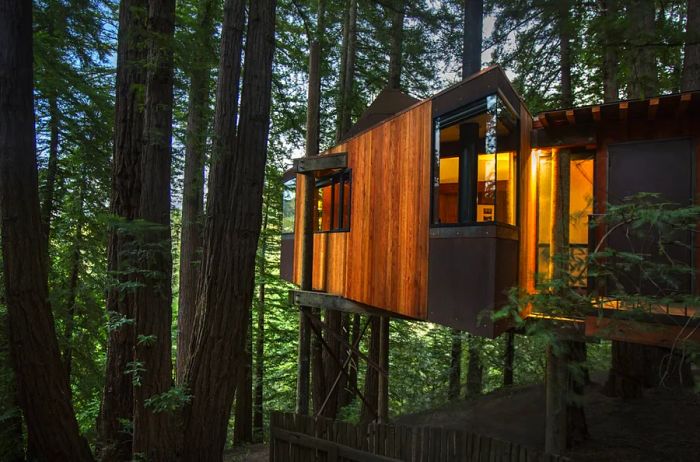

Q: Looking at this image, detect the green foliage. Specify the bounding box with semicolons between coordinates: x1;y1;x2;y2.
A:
144;386;193;413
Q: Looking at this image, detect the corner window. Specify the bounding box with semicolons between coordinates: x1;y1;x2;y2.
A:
432;94;518;226
315;169;351;232
282;177;296;234
536;151;594;286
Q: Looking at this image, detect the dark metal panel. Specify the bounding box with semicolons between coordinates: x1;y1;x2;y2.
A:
607;138;694;295
427;225;519;337
280;234;294;282
431;67;521;120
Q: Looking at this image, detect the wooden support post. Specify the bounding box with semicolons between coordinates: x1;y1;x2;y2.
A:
296;21;322;415
377;316;389;423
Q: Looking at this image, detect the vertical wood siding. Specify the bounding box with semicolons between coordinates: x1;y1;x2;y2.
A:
293;101;431;319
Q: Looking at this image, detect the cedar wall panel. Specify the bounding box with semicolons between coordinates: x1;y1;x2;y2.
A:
293;101;432;319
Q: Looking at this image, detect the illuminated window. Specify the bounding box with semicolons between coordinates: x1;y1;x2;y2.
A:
536;152;594;286
315;169;351;232
433;95;518;226
282;178;296;234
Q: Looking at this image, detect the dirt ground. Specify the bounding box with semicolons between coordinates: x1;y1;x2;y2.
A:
395;373;700;462
227;373;700;462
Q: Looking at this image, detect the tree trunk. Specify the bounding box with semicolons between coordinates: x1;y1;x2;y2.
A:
42;93;60;245
335;0;357;142
298;0;325;417
63;184;86;381
98;0;147;458
599;0;619;101
0;297;25;461
627;0;658;98
377;316;389;422
682;0;700;91
503;331;515;386
131;0;178;458
321;310;343;417
343;313;361;406
448;329;461;399
0;1;92;460
233;316;253;445
177;0;217;384
181;0;275;458
462;0;483;78
253;209;267;442
466;335;483;396
361;316;380;424
387;0;405;90
558;0;573;107
545;149;588;451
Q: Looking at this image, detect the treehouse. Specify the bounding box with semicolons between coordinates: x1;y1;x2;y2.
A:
281;65;700;346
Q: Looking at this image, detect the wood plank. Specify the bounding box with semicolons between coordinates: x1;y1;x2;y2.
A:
647;97;659;120
294;151;348;173
585;316;700;348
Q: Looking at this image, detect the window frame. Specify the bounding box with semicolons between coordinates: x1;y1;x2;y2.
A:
314;168;352;233
430;92;520;228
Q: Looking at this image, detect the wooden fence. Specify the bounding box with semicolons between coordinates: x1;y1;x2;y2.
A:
270;412;569;462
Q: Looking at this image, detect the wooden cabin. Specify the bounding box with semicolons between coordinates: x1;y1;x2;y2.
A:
281;65;700;345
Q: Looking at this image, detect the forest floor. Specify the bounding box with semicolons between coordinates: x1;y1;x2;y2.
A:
395;371;700;462
227;372;700;462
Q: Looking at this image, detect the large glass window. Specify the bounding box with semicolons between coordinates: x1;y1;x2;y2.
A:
536;151;594;286
432;95;518;226
315;169;351;232
282;178;296;234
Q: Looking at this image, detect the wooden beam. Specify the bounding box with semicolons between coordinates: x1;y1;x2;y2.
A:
591;105;601;122
647;97;659;120
293;152;347;174
565;110;575;125
290;290;415;321
618;101;629;121
678;92;692;117
538;114;549;128
585;316;700;348
530;125;596;149
271;428;401;462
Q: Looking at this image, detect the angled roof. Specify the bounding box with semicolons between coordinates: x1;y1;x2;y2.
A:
339;88;420;143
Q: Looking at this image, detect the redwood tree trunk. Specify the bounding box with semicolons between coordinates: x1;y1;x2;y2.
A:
177;0;217;383
599;0;619;101
98;0;147;458
0;1;92;460
682;0;700;91
233;319;253;444
387;0;405;90
361;316;380;424
462;0;483;78
131;0;178;458
335;0;357;142
181;0;275;458
558;0;573;107
627;0;658;98
448;330;461;399
253;205;268;441
503;331;515;387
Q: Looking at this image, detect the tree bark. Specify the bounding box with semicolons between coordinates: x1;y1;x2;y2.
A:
253;202;268;442
503;331;515;386
177;0;217;384
682;0;700;91
466;335;483;396
377;316;389;422
131;0;178;458
387;0;405;90
0;1;92;460
335;0;357;142
361;316;380;424
98;0;147;458
233;315;253;445
627;0;658;98
599;0;619;101
462;0;483;78
558;0;573;107
181;0;275;458
63;183;86;381
298;0;325;417
42;93;60;245
448;329;461;399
